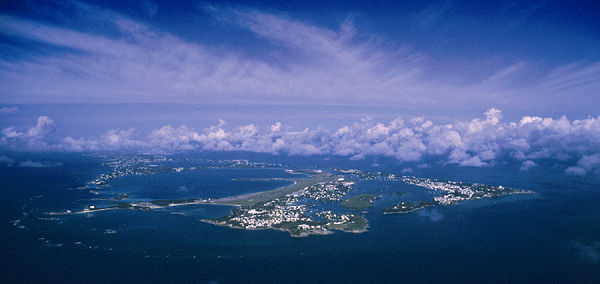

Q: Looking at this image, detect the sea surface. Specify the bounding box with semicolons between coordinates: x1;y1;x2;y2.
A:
1;151;600;283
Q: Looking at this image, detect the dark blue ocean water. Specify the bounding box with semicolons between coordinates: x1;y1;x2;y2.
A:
1;152;599;283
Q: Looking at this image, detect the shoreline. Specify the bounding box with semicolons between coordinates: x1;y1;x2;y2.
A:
47;199;208;216
199;218;367;237
208;181;298;205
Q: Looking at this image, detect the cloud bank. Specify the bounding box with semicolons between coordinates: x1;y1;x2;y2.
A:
2;109;600;176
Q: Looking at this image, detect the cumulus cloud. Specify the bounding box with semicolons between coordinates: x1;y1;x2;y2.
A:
18;159;51;168
27;116;55;138
520;160;537;171
270;122;282;132
0;155;14;165
565;166;587;176
1;109;600;174
459;156;489;167
565;154;600;176
0;106;19;113
1;116;55;150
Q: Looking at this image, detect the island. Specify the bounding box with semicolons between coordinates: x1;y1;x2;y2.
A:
382;201;433;214
401;176;533;205
201;171;369;237
77;155;283;191
49;155;534;238
341;194;378;211
48;198;205;215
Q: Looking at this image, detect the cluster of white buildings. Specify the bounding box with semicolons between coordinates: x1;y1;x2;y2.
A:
88;156;170;188
209;159;282;169
298;180;355;202
314;210;354;224
225;178;359;232
402;176;509;205
131;202;162;209
229;201;311;229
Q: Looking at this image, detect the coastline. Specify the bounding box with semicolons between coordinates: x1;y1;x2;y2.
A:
200;219;335;238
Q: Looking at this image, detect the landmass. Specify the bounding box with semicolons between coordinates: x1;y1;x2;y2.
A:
202;172;369;237
48;198;205;215
341;194;378;211
77;155;282;191
49;155;534;238
382;201;433;214
400;176;533;205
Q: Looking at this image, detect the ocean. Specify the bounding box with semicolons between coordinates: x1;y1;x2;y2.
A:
1;151;599;283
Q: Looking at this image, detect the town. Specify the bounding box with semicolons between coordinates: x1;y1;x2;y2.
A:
204;172;368;237
401;176;531;205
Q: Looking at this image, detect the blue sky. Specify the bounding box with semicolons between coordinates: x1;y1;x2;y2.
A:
1;0;599;114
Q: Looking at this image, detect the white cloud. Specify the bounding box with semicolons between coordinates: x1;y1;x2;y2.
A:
565;154;600;176
18;159;50;168
565;166;587;176
459;156;488;167
520;160;537;171
0;106;18;113
27;116;55;138
270;122;282;132
0;116;55;150
0;155;14;165
2;127;21;138
2;109;600;175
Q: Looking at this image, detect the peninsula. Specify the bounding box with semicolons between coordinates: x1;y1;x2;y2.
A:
202;170;370;237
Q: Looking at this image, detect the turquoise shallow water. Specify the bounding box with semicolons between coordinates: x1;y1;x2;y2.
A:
108;168;295;200
1;152;600;283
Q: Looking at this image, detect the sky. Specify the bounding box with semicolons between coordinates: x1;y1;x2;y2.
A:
0;0;599;113
1;1;600;175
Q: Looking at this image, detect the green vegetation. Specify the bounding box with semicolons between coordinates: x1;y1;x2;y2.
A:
204;171;367;237
102;198;198;211
341;194;377;211
214;172;338;207
382;201;433;214
150;198;197;207
326;215;368;233
113;193;129;201
272;221;328;237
